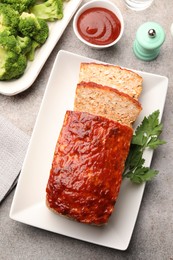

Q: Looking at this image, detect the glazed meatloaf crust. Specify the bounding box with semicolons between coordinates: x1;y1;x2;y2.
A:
46;110;133;225
74;82;142;127
78;62;143;100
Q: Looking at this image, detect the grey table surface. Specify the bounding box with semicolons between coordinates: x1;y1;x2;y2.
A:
0;0;173;259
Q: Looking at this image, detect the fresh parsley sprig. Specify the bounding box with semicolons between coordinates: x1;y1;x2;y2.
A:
123;110;166;184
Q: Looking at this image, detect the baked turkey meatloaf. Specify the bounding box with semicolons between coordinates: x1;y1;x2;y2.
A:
46;110;133;225
74;81;142;127
78;62;143;100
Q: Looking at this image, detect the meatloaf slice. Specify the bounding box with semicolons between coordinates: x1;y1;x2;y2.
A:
46;110;133;225
78;62;143;100
74;82;142;127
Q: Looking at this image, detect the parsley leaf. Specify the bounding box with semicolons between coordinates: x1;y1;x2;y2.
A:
123;110;166;184
124;166;159;184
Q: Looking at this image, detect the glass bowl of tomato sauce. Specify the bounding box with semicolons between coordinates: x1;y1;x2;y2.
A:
73;0;124;49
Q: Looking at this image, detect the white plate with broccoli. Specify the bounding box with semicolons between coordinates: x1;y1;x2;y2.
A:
0;0;82;96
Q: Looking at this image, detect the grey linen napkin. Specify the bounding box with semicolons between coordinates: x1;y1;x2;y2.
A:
0;115;30;204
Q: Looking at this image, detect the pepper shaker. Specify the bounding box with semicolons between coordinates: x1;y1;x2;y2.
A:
133;22;165;61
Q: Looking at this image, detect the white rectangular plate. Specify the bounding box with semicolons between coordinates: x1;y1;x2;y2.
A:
10;50;168;250
0;0;82;96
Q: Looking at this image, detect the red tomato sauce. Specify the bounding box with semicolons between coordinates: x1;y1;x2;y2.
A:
77;7;121;46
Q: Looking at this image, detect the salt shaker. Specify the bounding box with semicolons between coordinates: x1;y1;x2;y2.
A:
133;22;165;61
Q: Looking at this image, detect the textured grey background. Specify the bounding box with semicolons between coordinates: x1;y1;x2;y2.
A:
0;0;173;259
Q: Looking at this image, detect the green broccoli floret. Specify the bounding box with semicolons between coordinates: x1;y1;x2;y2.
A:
16;35;33;55
33;18;49;44
0;30;27;80
30;0;63;22
0;3;19;34
27;40;40;61
0;47;27;80
18;12;41;36
18;12;49;44
0;30;21;53
0;0;36;13
0;49;27;80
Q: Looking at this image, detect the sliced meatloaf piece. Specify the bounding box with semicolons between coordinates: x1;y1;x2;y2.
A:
46;110;133;225
78;62;143;100
74;82;142;127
